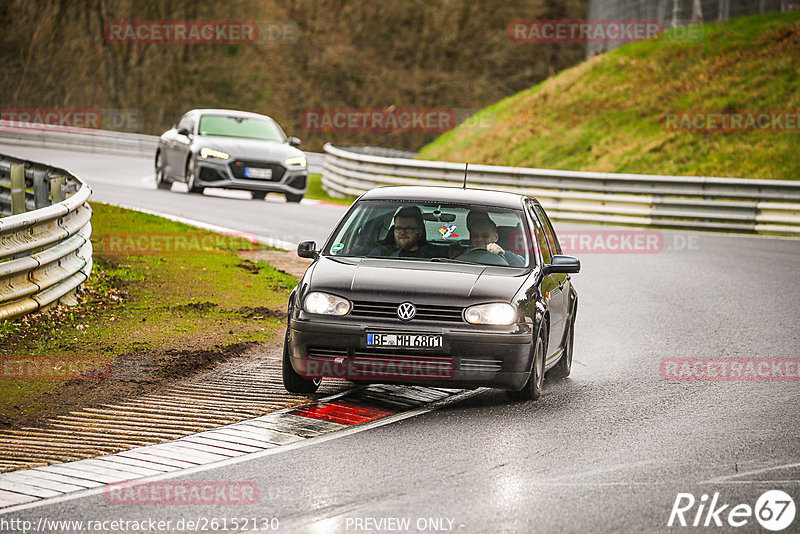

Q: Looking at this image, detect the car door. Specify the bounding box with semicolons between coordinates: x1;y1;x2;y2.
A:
165;114;193;179
173;114;195;181
528;201;567;361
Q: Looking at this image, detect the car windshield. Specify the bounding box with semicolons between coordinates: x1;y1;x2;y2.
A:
325;200;532;268
197;114;285;142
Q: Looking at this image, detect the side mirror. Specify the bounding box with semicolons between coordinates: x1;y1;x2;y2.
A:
177;127;191;137
297;240;318;259
545;255;580;274
287;136;302;147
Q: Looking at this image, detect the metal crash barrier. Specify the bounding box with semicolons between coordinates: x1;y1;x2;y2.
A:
322;144;800;235
0;154;92;321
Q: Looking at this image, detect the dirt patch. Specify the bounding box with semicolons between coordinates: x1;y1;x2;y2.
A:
0;341;262;430
236;260;262;274
172;301;218;312
237;306;287;320
238;250;313;280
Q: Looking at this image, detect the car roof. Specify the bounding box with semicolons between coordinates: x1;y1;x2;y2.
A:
359;186;530;209
188;109;275;121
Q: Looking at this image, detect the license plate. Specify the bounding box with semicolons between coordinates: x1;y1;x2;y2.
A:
245;167;272;179
366;333;442;349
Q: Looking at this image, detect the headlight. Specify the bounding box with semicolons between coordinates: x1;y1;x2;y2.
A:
199;147;230;160
304;291;351;316
284;156;307;167
464;303;517;325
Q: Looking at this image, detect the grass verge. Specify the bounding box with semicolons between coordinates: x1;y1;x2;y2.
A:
305;173;357;205
0;202;299;429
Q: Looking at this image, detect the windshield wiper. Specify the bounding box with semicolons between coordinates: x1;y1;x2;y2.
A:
430;257;472;264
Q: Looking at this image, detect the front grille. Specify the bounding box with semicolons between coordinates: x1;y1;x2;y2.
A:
229;160;286;182
350;301;463;322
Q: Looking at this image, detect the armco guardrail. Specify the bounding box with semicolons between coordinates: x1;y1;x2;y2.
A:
322;143;800;235
0;120;158;157
0;153;92;321
0;121;325;173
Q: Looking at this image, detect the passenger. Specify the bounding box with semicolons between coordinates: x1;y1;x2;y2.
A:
370;206;437;258
463;214;525;266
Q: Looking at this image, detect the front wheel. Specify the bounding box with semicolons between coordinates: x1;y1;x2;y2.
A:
155;152;171;190
549;315;574;379
282;331;321;394
507;329;545;401
185;157;204;194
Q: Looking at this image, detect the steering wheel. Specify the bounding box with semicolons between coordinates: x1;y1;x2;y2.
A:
456;246;509;266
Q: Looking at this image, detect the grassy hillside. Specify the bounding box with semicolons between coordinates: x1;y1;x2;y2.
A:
419;13;800;180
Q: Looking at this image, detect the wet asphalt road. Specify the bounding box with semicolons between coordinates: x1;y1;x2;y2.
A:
1;145;799;533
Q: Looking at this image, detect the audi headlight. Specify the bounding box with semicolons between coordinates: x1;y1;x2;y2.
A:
284;156;307;167
199;147;230;160
464;303;517;325
304;291;351;316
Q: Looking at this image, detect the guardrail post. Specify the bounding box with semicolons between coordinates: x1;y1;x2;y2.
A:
61;183;78;199
10;163;25;215
33;170;50;208
50;174;66;203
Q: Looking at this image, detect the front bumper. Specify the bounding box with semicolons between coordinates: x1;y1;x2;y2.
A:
194;157;307;195
287;318;534;390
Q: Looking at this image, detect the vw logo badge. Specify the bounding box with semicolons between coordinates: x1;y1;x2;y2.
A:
397;302;416;321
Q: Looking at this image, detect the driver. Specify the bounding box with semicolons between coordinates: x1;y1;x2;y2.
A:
462;214;525;267
370;206;437;258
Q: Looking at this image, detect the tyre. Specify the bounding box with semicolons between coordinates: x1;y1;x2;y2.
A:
155;152;171;190
507;328;545;401
282;330;321;394
549;315;574;380
285;193;303;203
185;157;204;194
252;191;267;200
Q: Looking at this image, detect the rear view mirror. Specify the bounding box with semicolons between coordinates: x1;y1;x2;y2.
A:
297;240;318;259
288;136;302;147
545;255;580;274
177;127;191;137
423;213;456;222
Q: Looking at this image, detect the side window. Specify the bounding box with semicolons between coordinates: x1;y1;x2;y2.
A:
532;203;561;256
527;201;552;265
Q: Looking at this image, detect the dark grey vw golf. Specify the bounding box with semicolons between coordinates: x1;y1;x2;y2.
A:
283;186;580;400
155;109;307;202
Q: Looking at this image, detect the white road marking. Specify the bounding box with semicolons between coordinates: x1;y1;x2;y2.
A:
703;461;800;483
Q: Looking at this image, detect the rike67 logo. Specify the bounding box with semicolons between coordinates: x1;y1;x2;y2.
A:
668;490;796;531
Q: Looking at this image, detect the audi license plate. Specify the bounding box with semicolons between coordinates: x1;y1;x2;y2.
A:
245;167;272;179
367;333;442;349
